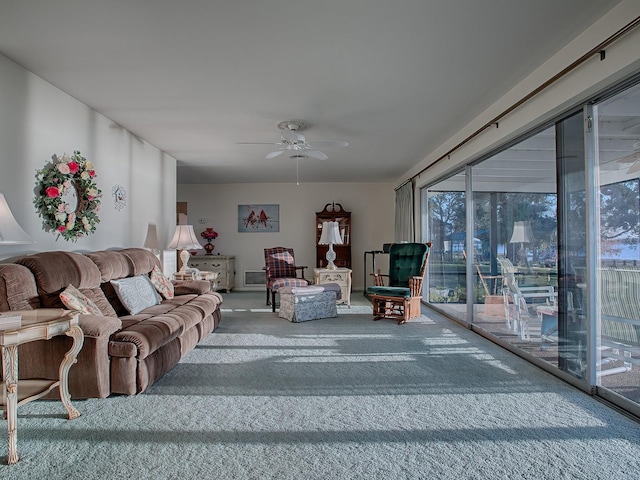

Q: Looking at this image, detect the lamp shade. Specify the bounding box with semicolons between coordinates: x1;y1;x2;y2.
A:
509;221;534;244
168;225;202;250
318;221;342;269
0;193;35;244
143;223;160;252
318;221;343;245
168;225;202;274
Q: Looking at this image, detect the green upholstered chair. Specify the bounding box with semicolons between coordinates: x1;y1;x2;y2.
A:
366;242;430;324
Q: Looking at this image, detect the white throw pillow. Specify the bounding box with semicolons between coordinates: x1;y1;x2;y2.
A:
110;275;161;315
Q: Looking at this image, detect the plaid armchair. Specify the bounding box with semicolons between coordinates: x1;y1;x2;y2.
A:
264;247;308;312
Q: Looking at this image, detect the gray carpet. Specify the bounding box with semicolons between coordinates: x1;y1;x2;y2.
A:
2;292;640;479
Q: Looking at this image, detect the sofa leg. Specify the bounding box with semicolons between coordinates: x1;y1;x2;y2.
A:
272;291;277;312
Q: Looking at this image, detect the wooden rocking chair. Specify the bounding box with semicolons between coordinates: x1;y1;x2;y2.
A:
366;242;430;324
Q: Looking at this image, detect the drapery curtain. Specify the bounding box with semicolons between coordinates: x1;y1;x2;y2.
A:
394;180;414;242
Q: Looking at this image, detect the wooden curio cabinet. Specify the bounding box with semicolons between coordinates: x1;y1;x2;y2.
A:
315;203;351;269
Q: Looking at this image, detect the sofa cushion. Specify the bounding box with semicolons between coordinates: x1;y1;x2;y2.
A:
110;314;183;359
174;280;211;295
150;265;174;299
16;251;103;308
120;248;161;276
60;284;103;315
111;275;161;315
0;264;40;311
86;250;133;282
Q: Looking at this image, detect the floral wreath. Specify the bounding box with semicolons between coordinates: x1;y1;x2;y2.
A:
34;150;102;242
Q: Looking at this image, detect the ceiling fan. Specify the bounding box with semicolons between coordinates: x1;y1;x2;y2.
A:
237;120;348;161
601;140;640;174
622;141;640;174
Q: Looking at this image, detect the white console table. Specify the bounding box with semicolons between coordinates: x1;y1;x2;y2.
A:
0;309;84;465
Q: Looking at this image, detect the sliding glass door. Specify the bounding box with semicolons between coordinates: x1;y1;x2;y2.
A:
421;76;640;416
595;82;640;409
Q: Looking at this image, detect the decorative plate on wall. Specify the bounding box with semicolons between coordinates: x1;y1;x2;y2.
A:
112;184;127;211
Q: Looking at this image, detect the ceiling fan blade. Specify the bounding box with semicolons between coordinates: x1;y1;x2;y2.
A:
627;158;640;174
308;140;349;148
305;150;328;160
281;129;305;143
266;150;286;159
237;142;280;145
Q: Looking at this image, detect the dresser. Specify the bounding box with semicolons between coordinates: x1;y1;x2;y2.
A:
188;255;236;292
314;267;352;307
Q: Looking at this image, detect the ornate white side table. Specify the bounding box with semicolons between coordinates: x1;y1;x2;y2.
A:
314;267;352;307
0;309;84;465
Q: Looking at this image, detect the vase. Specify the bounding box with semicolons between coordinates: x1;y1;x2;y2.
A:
204;241;215;255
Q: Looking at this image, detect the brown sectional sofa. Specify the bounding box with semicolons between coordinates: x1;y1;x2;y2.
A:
0;248;222;398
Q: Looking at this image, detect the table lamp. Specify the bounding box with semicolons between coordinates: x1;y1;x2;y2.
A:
509;220;533;267
0;193;35;244
318;221;343;269
168;225;202;273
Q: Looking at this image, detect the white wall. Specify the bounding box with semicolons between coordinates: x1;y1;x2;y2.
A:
177;182;394;291
0;53;177;262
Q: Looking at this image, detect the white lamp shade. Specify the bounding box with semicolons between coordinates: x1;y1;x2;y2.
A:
0;193;35;244
143;224;160;252
509;221;534;244
318;221;343;245
168;225;202;250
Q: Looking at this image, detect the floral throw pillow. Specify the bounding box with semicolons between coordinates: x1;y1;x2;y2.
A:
150;265;174;300
59;284;103;315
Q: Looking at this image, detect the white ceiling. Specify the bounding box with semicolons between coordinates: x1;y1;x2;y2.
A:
0;0;622;185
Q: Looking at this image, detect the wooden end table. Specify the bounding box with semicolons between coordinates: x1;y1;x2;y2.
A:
0;309;84;465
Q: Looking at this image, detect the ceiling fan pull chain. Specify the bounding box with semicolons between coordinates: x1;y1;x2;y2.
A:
296;157;300;185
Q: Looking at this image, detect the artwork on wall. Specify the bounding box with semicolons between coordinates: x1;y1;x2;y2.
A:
238;204;279;232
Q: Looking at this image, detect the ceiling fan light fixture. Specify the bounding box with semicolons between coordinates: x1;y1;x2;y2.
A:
277;120;310;132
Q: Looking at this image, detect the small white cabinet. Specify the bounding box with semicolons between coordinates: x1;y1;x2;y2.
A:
314;267;352;307
188;255;236;292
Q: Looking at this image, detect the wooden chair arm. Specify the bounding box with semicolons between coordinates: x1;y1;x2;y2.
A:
371;273;389;287
295;265;308;280
409;276;424;296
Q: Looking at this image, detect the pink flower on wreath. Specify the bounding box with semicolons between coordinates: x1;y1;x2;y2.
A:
89;170;96;177
57;163;71;175
57;225;66;232
46;186;60;198
67;162;80;174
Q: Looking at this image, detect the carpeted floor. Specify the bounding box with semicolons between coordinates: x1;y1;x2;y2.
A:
2;292;640;479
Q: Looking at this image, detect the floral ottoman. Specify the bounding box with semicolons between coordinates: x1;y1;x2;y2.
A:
278;286;338;322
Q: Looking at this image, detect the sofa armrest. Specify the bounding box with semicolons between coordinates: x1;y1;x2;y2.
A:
173;280;211;295
78;314;122;338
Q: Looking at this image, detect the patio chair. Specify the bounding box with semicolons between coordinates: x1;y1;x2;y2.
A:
366;242;430;325
264;247;308;312
498;256;556;340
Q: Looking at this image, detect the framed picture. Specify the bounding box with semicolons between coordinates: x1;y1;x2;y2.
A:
238;204;279;232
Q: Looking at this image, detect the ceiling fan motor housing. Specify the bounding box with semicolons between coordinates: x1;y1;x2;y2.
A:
277;120;310;132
